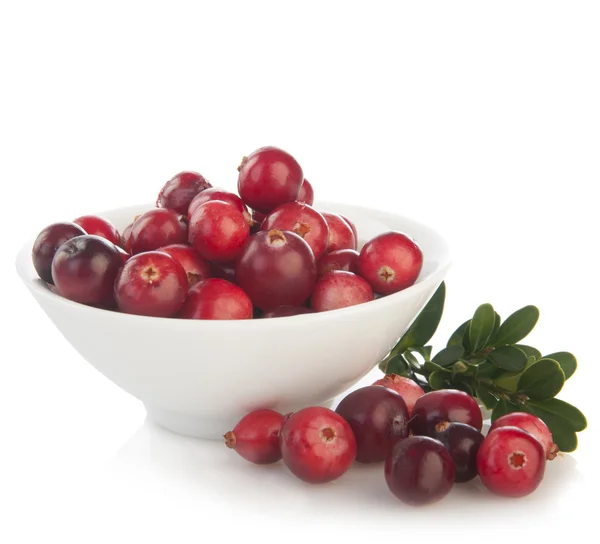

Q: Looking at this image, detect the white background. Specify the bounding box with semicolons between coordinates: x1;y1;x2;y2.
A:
1;1;599;542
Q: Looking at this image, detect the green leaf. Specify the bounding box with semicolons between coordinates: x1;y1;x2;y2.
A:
518;358;565;400
493;371;523;393
544;352;577;380
432;345;465;367
492;312;501;339
428;371;451;390
453;380;474;396
469;303;496;353
452;361;469;374
423;361;451;373
384;354;410;376
476;361;503;379
514;344;542;360
477;387;499;410
447;320;470;348
525;356;537;369
526;398;587;432
487;345;527;371
492;305;540;346
407;346;433;362
491;399;523;421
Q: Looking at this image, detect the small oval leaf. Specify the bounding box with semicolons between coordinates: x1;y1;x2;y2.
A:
428;371;450;390
514;344;542;360
432;345;465;367
447;320;470;348
526;398;587;432
526;400;582;452
476;388;498;410
469;303;496;353
384;354;410;376
493;305;540;346
488;345;528;371
491;399;523;421
518;358;565;400
544;352;577;380
476;361;504;379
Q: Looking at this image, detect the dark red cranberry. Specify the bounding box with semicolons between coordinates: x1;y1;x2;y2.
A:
51;235;122;305
157;244;211;287
372;374;425;414
335;385;409;463
188;188;250;221
280;407;356;483
73;215;121;246
317;249;360;277
121;221;134;252
339;215;358;246
310;270;374;312
410;389;483;437
237;146;303;213
385;436;455;506
262;305;314;318
359;231;423;295
114;251;188;317
477;426;546;497
156;171;211;214
235;229;317;311
297;178;314;205
130;209;188;254
224;409;285;464
210;262;237;284
250;209;265;234
321;212;356;252
32;222;86;284
179;278;253;320
433;421;484;483
490;412;558;460
261;201;329;260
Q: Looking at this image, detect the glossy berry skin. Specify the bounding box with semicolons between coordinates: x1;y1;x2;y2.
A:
73;215;121;247
237;146;303;213
156;171;211;214
224;409;285;464
335;385;409;463
235;230;317;311
311;271;374;312
280;407;357;483
339;215;358;246
410;389;483;437
489;412;558;460
32;222;86;283
372;374;425;414
262;305;314;318
114;251;188;317
188;188;250;220
433;421;484;483
51;235;122;305
189;200;250;263
385;436;455;506
297;178;314;206
261;201;329;260
121;221;135;252
179;278;253;320
321;212;356;252
157;244;211;287
317;249;360;277
477;426;546;497
130;209;188;254
359;231;423;295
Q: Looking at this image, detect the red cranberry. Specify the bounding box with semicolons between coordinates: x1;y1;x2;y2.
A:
179;278;253;320
130;209;188;254
121;221;134;252
73;215;121;246
115;251;188;317
490;412;558;460
156;171;211;214
297;178;314;205
385;436;455;506
317;249;360;277
310;271;374;312
188;188;250;221
237;146;303;213
224;409;285;464
372;374;425;414
433;421;484;483
32;222;86;284
339;215;358;246
280;406;356;483
477;426;546;497
157;244;211;287
235;229;317;311
359;231;423;295
321;212;356;252
262;306;314;318
261;202;329;260
410;389;483;437
210;262;237;284
335;385;409;463
51;235;122;305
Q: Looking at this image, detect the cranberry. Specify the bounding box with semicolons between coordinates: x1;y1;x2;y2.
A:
157;244;211;287
321;212;356;252
237;146;303;213
385;436;455;506
116;246;131;265
252;209;267;227
372;374;425;414
51;235;122;305
297;178;314;205
262;305;314;318
335;385;409;463
433;421;484;483
359;231;423;295
224;409;285;464
317;249;360;277
115;251;188;317
121;221;134;252
156;171;211;214
261;202;329;260
477;426;546;497
490;412;558;460
410;389;483;437
210;262;237;284
130;209;188;254
235;230;317;311
280;406;356;483
189;200;250;263
32;222;86;283
73;215;121;246
179;278;253;320
310;271;374;312
339;215;358;246
188;188;250;221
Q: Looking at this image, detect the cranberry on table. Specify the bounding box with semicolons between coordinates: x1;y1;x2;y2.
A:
297;178;314;206
32;222;86;284
73;215;121;247
179;278;253;320
280;406;357;483
188;188;250;220
317;249;360;277
235;229;317;311
489;412;558;460
339;214;358;246
157;244;211;287
321;212;356;252
262;305;314;318
433;421;484;483
311;270;374;312
156;171;211;215
115;251;188;317
130;209;188;254
51;235;122;305
237;146;303;213
358;231;423;295
372;374;425;414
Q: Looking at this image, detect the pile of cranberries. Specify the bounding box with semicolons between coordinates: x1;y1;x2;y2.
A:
31;146;424;319
225;375;558;506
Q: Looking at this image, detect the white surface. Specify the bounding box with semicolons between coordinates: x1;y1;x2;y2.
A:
1;1;599;543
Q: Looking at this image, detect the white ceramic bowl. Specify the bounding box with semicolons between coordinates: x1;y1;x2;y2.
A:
16;201;451;439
